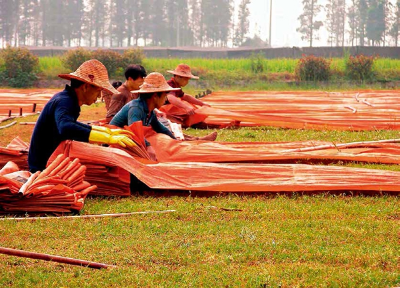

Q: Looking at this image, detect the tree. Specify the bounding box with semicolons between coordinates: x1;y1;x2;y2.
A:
63;0;85;47
358;0;368;46
189;0;202;46
366;0;385;46
325;0;346;46
200;0;232;47
297;0;323;47
233;0;251;47
389;0;400;46
18;0;35;46
347;0;359;46
0;0;20;46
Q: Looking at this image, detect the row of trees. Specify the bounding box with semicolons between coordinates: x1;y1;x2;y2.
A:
0;0;256;48
298;0;400;47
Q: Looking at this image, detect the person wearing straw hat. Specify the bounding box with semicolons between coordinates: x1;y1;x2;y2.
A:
163;63;210;115
28;59;136;173
110;72;180;161
105;64;147;123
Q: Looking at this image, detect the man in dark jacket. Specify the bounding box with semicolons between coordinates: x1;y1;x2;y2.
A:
28;59;135;172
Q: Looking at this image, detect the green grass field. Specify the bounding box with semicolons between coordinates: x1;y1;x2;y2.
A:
1;60;400;286
37;56;400;91
0;107;399;286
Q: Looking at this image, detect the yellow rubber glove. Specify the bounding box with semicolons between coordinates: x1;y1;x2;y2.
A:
89;130;136;148
91;125;135;138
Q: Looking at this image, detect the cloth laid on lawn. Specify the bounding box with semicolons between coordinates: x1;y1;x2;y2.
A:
191;90;400;130
0;155;95;214
146;131;400;165
0;136;29;170
0;89;54;118
50;140;400;195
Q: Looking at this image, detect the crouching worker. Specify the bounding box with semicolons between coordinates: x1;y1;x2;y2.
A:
160;64;211;127
110;72;180;161
28;59;136;173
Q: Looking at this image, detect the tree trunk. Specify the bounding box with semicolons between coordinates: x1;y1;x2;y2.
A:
310;0;314;47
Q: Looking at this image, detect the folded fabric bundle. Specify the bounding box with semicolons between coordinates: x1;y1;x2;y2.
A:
0;156;95;215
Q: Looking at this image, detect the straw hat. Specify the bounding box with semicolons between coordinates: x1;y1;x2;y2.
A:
131;72;181;93
58;59;118;94
167;64;199;79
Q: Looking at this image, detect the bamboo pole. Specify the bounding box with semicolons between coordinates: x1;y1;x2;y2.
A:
0;121;17;129
0;210;176;221
282;139;400;153
0;247;116;269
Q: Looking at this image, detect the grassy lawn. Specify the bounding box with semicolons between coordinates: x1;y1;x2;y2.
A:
1;196;399;287
0;100;399;287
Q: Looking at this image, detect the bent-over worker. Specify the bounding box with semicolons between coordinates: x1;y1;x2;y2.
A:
163;63;210;116
110;72;180;161
28;59;135;172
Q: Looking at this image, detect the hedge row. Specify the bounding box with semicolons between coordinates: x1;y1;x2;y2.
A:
0;46;377;87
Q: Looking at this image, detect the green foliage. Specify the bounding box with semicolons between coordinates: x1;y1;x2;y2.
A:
295;55;331;81
121;48;145;67
91;49;122;77
249;52;265;73
0;46;39;87
60;47;92;71
345;54;376;82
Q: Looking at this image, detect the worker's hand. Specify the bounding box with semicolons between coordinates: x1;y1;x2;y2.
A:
89;130;136;148
92;125;134;138
154;108;167;118
146;145;158;161
109;128;135;138
91;125;112;134
186;107;196;115
109;135;136;148
202;103;211;107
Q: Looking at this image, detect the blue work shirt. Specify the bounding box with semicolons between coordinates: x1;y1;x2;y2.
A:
28;85;92;172
110;96;175;146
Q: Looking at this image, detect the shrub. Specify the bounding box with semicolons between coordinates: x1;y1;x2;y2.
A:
295;55;330;81
345;54;375;82
91;49;122;76
0;46;39;87
60;47;92;71
120;48;145;67
250;52;264;73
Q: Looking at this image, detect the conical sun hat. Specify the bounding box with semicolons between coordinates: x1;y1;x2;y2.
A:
131;72;181;93
167;64;199;79
58;59;118;94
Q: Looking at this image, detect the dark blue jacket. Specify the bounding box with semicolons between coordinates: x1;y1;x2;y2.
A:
28;85;91;172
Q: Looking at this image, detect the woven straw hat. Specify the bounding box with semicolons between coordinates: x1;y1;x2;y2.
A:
167;64;199;79
58;59;118;94
131;72;181;93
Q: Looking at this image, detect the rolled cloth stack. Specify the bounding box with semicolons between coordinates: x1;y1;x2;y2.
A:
0;155;96;215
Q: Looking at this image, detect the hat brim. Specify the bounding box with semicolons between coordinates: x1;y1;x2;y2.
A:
167;70;199;80
58;73;118;95
131;86;181;94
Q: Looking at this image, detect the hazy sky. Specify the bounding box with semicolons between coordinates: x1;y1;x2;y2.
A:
242;0;327;47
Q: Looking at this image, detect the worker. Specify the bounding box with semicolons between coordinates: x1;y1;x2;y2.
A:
105;64;147;123
28;59;136;173
101;80;123;110
160;63;210;125
110;72;181;161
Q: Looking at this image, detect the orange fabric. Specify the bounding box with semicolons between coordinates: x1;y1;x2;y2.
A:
198;90;400;130
160;103;207;127
52;140;400;195
146;132;400;165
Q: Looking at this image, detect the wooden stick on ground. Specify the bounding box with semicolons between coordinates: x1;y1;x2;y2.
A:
0;247;116;269
0;121;17;129
0;210;176;221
